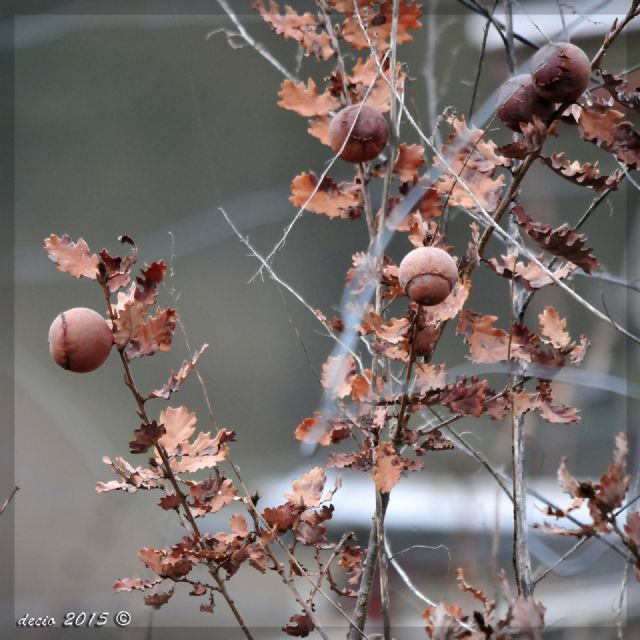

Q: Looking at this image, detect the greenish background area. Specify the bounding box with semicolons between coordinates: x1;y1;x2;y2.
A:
10;1;640;636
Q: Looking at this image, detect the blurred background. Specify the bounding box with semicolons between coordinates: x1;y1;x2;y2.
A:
6;0;640;638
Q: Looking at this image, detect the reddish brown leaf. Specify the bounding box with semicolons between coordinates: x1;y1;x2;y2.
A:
129;421;166;454
254;0;333;60
433;116;508;212
283;613;315;637
113;302;177;358
150;344;209;400
158;494;181;510
372;442;404;493
290;172;361;219
393;143;425;182
263;502;301;532
341;0;422;52
144;588;174;610
229;514;250;537
414;363;446;392
278;79;340;117
487;252;577;290
285;467;326;508
99;235;138;292
321;354;357;399
307;115;332;146
538;306;571;349
113;576;161;592
570;101;640;169
189;476;237;514
542;152;623;192
513;205;598;274
600;70;640;112
158;406;197;455
44;234;99;279
135;260;167;306
97;456;161;493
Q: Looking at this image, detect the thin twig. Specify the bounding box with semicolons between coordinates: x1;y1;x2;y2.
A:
0;486;19;515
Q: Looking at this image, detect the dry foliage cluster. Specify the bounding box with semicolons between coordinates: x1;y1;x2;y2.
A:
43;1;640;638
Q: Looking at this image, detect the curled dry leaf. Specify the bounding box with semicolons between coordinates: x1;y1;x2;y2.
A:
113;301;177;359
371;442;415;493
433;116;508;212
189;476;237;514
277;79;340;117
254;0;333;60
600;69;640;112
393;143;425;182
44;234;99;279
341;0;422;52
150;343;209;400
99;235;138;292
538;306;571;349
113;577;162;592
487;252;577;290
513;205;598;274
285;467;326;508
97;456;161;493
144;588;174;610
570;101;640;169
541;152;623;192
129;421;166;454
307;115;332;146
290;172;362;219
321;354;357;399
283;613;315;637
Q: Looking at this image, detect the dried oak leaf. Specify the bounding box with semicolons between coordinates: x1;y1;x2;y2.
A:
538;306;571;349
189;476;237;514
321;354;357;399
600;69;640;112
414;363;447;393
150;343;209;400
393;143;425;182
535;381;581;424
341;0;422;52
487;252;577;290
423;277;471;325
542;152;623;192
422;603;469;639
285;467;326;508
433;116;508;212
44;234;99;279
113;577;162;592
290;172;361;219
283;613;315;637
263;502;301;532
339;545;364;587
254;0;333;60
513;205;598;274
440;377;491;417
97;456;161;493
456;567;491;608
230;513;250;537
372;442;404;493
158;494;181;510
144;588;174;610
135;260;167;306
294;413;351;447
158;406;234;473
113;301;177;358
569;101;640;169
307;115;332;146
98;235;138;292
129;421;166;454
277;79;340;117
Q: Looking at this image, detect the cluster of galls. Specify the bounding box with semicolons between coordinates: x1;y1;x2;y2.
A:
497;42;591;131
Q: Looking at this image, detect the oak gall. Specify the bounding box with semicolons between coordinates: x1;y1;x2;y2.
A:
328;104;389;163
398;247;458;306
48;307;113;373
531;42;591;103
496;74;556;131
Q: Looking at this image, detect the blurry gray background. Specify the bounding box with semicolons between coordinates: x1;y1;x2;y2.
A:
9;1;640;637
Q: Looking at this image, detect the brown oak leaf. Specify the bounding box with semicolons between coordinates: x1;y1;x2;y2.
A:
290;172;361;219
44;234;99;279
393;143;425;182
129;421;166;454
285;467;326;508
542;152;623;192
277;79;340;117
283;613;315;637
321;354;357;399
149;344;209;400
